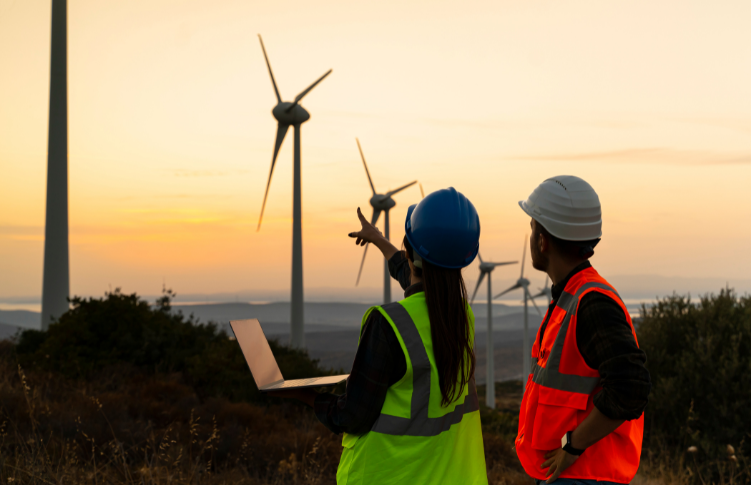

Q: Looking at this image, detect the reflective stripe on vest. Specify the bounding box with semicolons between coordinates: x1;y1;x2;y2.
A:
531;282;625;395
371;302;479;437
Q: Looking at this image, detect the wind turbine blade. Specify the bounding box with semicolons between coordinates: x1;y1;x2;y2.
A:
355;244;369;286
527;288;543;317
386;180;417;197
491;260;518;267
478;252;484;264
534;276;551;299
419;183;425;199
356;138;376;195
521;235;527;278
494;283;521;299
470;272;486;305
531;287;546;298
286;69;332;112
257;123;289;231
258;35;281;103
371;209;382;227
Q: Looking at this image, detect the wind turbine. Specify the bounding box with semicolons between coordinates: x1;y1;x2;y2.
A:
470;253;517;408
354;138;417;304
531;276;552;312
493;237;543;381
256;35;332;348
41;0;69;330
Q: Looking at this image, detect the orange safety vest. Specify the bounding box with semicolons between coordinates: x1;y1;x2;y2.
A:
515;266;644;484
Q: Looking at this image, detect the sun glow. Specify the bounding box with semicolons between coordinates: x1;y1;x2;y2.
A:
1;0;750;301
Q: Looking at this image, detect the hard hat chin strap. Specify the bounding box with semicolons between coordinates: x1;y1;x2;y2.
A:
412;252;423;269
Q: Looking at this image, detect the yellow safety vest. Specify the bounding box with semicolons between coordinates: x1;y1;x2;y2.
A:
337;291;488;485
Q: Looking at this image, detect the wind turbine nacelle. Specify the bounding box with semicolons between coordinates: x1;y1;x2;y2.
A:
479;263;496;272
272;103;310;125
371;194;396;210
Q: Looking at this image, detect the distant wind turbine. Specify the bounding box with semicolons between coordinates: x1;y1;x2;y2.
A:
256;35;332;348
530;276;552;313
493;237;542;380
354;138;417;304
470;253;517;408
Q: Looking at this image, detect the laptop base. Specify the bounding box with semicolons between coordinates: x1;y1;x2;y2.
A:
261;374;348;391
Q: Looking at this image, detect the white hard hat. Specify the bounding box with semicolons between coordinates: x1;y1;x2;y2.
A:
519;175;602;241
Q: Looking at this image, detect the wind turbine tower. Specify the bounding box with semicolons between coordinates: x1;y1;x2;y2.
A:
470;253;517;408
41;0;70;330
494;237;543;381
354;139;416;304
256;35;332;348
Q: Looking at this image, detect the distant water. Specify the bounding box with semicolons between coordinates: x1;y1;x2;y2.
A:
0;303;41;312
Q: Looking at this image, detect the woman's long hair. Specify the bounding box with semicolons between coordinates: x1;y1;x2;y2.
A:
404;236;475;406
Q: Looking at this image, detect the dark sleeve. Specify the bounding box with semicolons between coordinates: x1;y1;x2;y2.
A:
388;251;412;290
576;292;651;421
313;311;407;435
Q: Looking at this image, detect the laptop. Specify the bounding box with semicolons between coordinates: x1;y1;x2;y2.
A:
229;318;349;391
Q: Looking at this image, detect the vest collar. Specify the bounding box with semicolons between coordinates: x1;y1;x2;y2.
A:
404;282;424;298
551;261;592;301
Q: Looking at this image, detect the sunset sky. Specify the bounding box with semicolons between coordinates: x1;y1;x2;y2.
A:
1;0;750;306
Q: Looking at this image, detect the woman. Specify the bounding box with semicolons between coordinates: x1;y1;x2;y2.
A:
272;188;488;485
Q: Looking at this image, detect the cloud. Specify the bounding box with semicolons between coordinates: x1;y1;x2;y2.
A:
0;225;42;236
508;148;751;166
170;169;249;177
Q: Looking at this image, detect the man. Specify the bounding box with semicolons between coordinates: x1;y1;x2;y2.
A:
514;175;651;484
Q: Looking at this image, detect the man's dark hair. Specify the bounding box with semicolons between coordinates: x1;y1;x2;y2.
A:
534;221;600;260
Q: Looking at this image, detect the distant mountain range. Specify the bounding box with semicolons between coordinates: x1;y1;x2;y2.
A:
0;297;680;384
3;274;747;311
1;297;650;333
0;301;526;332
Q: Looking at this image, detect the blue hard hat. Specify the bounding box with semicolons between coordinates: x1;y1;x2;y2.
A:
404;187;480;269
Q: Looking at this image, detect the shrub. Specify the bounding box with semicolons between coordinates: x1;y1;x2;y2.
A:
638;288;751;467
15;289;331;403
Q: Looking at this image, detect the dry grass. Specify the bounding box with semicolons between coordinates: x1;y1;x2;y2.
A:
634;444;751;485
0;347;528;484
4;349;747;485
0;355;341;484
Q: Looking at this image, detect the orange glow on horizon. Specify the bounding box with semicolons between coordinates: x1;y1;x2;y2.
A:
1;0;751;300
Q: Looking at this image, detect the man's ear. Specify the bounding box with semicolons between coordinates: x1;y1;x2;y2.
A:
538;231;549;253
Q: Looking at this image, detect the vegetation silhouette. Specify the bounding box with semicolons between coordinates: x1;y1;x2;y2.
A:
16;288;332;403
638;288;751;483
4;287;750;483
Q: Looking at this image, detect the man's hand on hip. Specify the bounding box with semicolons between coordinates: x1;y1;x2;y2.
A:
541;447;578;484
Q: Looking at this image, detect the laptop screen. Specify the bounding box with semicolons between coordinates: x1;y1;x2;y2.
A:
229;319;284;389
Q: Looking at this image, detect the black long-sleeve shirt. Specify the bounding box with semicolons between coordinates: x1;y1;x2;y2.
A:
313;253;410;435
542;260;651;421
313;254;650;435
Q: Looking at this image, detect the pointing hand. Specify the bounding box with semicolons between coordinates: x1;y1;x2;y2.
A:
348;207;383;246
